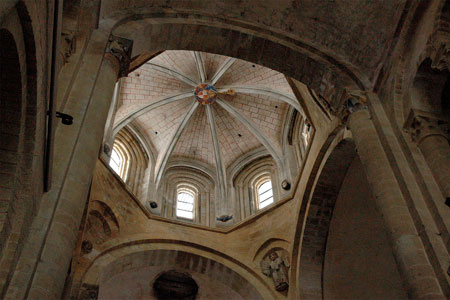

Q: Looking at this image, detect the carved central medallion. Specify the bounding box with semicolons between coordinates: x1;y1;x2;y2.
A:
194;83;217;105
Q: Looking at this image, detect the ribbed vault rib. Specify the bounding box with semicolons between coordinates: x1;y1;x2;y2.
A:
218;85;303;115
216;98;285;173
146;62;199;87
155;100;200;187
113;91;193;135
193;52;206;82
210;57;237;85
205;105;227;200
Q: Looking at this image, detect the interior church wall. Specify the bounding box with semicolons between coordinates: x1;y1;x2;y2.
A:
66;159;299;299
323;157;408;300
99;267;244;300
1;1;449;299
0;1;49;298
158;166;215;226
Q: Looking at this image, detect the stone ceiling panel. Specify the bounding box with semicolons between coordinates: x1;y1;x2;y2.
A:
134;98;193;158
212;104;262;168
172;105;215;168
152;50;200;83
115;64;192;122
216;60;295;96
114;50;301;184
225;93;287;153
105;0;406;82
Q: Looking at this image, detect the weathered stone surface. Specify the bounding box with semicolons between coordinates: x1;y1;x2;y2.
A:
1;1;450;299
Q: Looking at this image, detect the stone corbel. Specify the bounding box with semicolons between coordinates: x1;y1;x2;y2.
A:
336;89;369;123
79;284;99;300
60;31;76;66
105;35;133;78
429;32;450;71
403;109;450;144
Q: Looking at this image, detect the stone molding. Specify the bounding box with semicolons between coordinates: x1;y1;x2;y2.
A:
429;28;450;71
403;109;450;144
79;284;99;300
60;31;76;65
81;240;93;254
337;89;369;123
105;35;133;78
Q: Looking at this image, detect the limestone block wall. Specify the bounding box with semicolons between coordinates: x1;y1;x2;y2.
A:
0;1;48;297
323;157;408;300
98;250;259;300
67;159;300;299
1;1;449;299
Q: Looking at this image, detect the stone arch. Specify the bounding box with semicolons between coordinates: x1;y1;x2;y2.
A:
160;166;215;226
408;58;449;117
80;242;274;299
293;127;409;300
0;1;39;295
232;155;280;221
390;0;448;128
253;238;290;263
296;138;357;299
86;200;121;245
87;211;113;245
0;28;23;261
106;13;364;108
112;126;150;198
290;126;351;298
96;249;263;300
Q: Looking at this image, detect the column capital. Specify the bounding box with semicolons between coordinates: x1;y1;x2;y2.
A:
429;31;450;71
105;35;133;78
403;109;450;144
79;283;99;300
337;89;369;123
59;31;76;66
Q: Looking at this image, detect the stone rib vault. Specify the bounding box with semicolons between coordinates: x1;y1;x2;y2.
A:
113;50;301;199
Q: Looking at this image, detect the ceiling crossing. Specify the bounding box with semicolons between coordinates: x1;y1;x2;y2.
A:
114;50;300;194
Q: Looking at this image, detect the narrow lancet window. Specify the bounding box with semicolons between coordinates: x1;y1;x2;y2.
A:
110;148;122;175
176;190;195;219
258;180;274;209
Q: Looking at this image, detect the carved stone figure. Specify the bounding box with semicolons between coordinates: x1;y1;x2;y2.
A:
81;240;93;254
79;284;99;300
105;35;133;78
260;250;290;291
60;31;76;65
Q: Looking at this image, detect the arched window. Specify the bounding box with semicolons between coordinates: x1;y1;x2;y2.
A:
301;122;312;147
176;189;195;220
110;148;122;175
257;180;274;209
109;144;129;181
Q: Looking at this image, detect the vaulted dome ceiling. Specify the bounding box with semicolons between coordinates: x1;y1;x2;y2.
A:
113;50;302;192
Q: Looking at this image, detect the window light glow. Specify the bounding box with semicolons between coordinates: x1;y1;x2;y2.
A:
302;123;311;147
258;180;274;209
110;148;122;175
176;191;194;219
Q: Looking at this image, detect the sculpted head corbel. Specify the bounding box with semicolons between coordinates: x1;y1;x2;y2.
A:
403;109;450;144
428;28;450;71
105;35;133;78
336;89;370;124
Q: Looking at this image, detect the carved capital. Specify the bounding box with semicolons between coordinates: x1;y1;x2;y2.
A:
404;109;450;144
337;89;369;123
103;143;111;156
105;35;133;78
60;31;76;66
79;284;99;300
81;240;93;254
429;31;450;71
